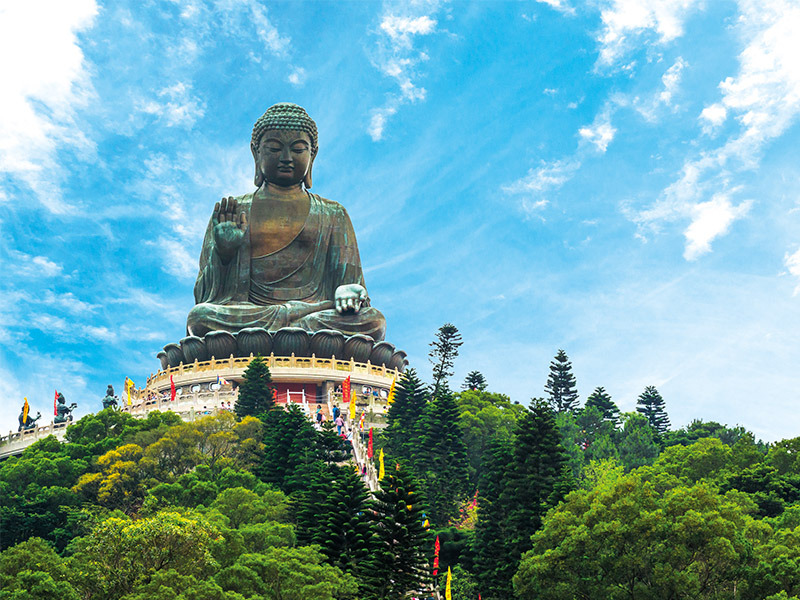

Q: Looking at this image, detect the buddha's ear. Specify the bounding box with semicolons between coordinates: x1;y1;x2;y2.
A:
251;142;264;188
304;160;314;189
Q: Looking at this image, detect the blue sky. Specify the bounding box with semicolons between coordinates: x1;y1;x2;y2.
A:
1;0;799;441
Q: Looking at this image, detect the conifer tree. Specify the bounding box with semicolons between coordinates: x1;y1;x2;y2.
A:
385;369;429;463
295;464;372;575
501;399;569;590
235;356;275;420
636;385;670;435
258;404;318;493
473;435;514;600
360;463;430;600
585;386;620;425
412;391;471;526
429;323;463;397
462;370;488;391
544;349;579;412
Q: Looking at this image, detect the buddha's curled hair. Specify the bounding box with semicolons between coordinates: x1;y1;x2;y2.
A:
251;103;318;157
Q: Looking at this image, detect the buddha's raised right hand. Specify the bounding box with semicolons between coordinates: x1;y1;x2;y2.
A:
212;196;248;262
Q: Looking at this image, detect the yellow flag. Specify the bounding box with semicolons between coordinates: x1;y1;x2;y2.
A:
387;378;396;404
22;397;29;424
349;389;357;420
125;378;134;406
379;447;385;480
445;566;452;600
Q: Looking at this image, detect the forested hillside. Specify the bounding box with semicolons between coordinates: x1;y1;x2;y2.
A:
3;352;800;600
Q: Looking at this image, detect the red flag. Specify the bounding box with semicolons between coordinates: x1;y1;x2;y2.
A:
170;375;176;401
368;428;374;459
54;389;58;416
433;535;440;576
342;376;351;403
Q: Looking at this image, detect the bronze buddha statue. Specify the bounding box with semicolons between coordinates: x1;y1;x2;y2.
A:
187;103;386;341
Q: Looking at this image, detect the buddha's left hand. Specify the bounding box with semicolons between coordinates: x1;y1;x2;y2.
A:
335;284;367;314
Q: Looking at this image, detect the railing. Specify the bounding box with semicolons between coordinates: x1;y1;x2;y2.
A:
0;421;71;458
147;353;401;387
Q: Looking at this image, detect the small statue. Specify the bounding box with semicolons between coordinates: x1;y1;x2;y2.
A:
54;392;77;424
187;103;386;341
102;385;119;410
18;408;41;432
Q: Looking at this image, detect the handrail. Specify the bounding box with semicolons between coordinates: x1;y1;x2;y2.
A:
146;353;400;387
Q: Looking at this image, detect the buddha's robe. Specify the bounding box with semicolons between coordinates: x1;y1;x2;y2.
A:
187;191;385;340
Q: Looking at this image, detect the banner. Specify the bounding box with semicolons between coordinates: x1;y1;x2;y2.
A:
433;535;440;576
387;378;396;404
367;428;374;459
170;375;176;401
445;566;452;600
349;390;357;421
342;376;351;403
378;447;385;480
22;397;29;424
54;389;58;416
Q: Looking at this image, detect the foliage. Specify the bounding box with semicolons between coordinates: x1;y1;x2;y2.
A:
462;370;487;391
258;403;319;493
636;385;670;436
544;349;579;413
413;390;471;526
384;369;429;464
665;419;759;449
584;386;620;425
360;463;430;600
429;323;463;397
617;412;661;471
235;356;275;419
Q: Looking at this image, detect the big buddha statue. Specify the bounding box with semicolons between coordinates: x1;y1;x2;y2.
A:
187;103;386;342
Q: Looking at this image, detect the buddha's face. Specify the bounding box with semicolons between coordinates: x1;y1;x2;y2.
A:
253;129;313;187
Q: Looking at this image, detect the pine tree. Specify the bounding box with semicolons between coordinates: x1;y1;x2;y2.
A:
636;385;670;435
385;369;430;464
501;399;569;587
584;386;620;425
235;356;275;419
412;391;471;526
258;404;318;493
544;349;579;412
429;323;463;397
473;435;514;600
295;464;372;575
462;370;488;391
360;463;430;600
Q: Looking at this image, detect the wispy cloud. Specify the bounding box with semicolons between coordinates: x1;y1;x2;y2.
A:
784;247;800;295
503;159;581;215
595;0;703;67
368;4;443;140
632;0;800;260
578;112;617;152
138;82;206;128
535;0;576;16
0;0;98;213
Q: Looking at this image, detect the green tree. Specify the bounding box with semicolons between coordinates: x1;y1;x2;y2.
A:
235;356;275;419
258;403;318;493
215;546;357;600
665;419;756;448
0;537;80;600
584;386;620;425
462;371;487;391
450;564;478;600
361;463;430;600
413;391;471;526
456;389;526;483
617;412;660;471
473;435;514;600
636;385;670;436
295;465;372;575
514;471;768;600
384;369;430;464
544;350;579;412
429;323;463;397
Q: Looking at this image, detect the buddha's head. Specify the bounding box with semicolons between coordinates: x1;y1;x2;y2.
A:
251;103;318;189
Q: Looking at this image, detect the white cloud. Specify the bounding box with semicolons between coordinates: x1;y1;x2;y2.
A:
631;1;800;260
578;119;616;152
368;4;442;140
784;247;800;295
9;251;64;278
596;0;702;67
0;0;98;213
139;82;205;128
155;238;198;280
536;0;576;15
287;67;306;86
683;195;752;261
503;159;581;215
658;56;686;106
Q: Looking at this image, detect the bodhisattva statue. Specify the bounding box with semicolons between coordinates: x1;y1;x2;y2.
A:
187;103;386;341
54;392;77;424
102;385;118;410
